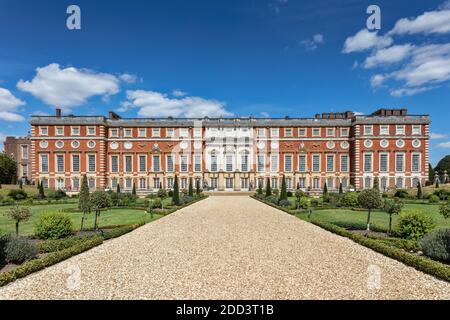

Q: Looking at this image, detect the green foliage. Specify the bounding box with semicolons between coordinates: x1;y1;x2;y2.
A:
420;229;450;262
435;155;450;178
37;236;92;253
4;237;38;264
396;211;435;241
433;189;449;201
0;152;18;184
436;180;440;189
0;235;8;264
78;175;90;213
157;188;167;198
265;195;278;204
339;182;343;194
257;182;263;195
35;212;73;240
323;182;328;195
341;192;359;208
102;223;145;240
278;199;292;208
188;178;194;197
394;190;409;199
195;180;201;196
265;178;272;197
168;190;174;197
46;189;67;200
373;177;379;190
132;183;137;196
38;181;45;199
116;183;121;194
310;198;323;208
299;197;310;210
151;197;162;209
7;189;28;200
358;189;382;210
417;181;423;199
4;206;32;236
272;188;279;196
279;175;288;202
429;195;440;204
90;191;111;210
384;198;404;233
429;163;435;183
287;191;293;197
440;201;450;219
172;175;180;206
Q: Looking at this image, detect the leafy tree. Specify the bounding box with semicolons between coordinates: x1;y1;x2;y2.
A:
116;183;121;194
257;181;263;195
429;163;435;183
299;197;310;210
339;182;343;194
78;175;91;231
0;152;17;184
38;181;45;199
188;177;194;197
373;177;379;190
4;206;31;236
265;178;272;197
396;211;435;241
172;175;180;206
132;182;137;196
383;198;404;234
440;201;450;219
295;189;305;209
358;189;382;231
323;182;328;196
90;191;111;230
417;181;423;199
435;155;450;179
279;175;287;202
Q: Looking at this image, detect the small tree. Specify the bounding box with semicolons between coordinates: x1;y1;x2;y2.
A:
339;182;343;194
188;177;194;197
257;181;263;195
295;189;304;209
172;175;180;206
132;182;137;196
37;180;40;190
417;181;423;199
358;189;382;232
4;206;31;236
196;179;201;196
19;179;23;189
116;183;121;194
90;191;111;230
38;180;45;199
279;175;288;202
323;182;328;196
265;178;272;197
373;177;380;190
440;201;450;219
78;175;91;231
383;198;404;234
436;179;440;188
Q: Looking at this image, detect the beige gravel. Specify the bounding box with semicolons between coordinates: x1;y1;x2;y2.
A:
1;196;449;300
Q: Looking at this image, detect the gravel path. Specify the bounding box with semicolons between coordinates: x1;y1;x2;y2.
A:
1;196;449;300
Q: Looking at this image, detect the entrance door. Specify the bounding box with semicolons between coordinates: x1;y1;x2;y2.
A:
241;178;249;190
225;178;234;190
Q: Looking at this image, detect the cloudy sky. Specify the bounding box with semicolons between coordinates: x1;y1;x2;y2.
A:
0;0;450;164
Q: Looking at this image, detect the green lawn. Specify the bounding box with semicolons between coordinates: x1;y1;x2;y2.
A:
0;203;160;236
0;185;39;197
295;203;450;231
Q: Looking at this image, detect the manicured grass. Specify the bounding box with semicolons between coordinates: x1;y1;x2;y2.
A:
0;185;39;197
295;203;450;231
0;203;160;236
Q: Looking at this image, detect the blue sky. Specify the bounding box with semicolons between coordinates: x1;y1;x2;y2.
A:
0;0;450;164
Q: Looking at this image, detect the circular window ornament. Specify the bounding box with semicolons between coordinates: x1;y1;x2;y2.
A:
340;141;349;149
326;141;335;150
380;139;389;148
55;140;64;149
180;141;189;150
257;141;266;150
271;141;279;149
194;141;202;149
412;139;421;148
123;141;132;150
40;140;48;149
110;141;119;150
396;139;405;148
71;141;80;149
364;139;373;148
87;140;97;149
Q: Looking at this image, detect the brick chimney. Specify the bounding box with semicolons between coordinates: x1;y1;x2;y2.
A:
55;108;62;118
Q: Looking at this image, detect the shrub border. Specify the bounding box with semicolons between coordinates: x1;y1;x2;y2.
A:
0;196;208;287
251;196;450;283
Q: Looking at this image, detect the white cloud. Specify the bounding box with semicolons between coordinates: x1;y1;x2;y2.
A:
364;44;414;69
439;0;450;10
17;63;120;110
123;90;233;118
119;73;139;84
437;141;450;148
172;89;187;97
390;8;450;35
0;88;25;122
343;29;393;53
301;33;325;51
431;133;448;139
313;34;324;44
370;74;387;88
260;111;270;117
390;86;436;97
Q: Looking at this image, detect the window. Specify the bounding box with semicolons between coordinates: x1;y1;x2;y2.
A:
299;155;307;172
21;145;28;159
365;177;372;189
257;128;266;137
225;178;234;189
153;155;160;172
89;178;96;189
181;178;188;189
71;126;80;136
152;128;160;137
284;128;293;137
88;155;96;172
140;178;146;189
341;128;349;137
313;178;320;189
56;178;64;190
412;178;420;188
194;128;202;137
299;128;307;137
412;125;421;135
298;178;306;189
342;178;348;189
241;178;249;189
327;128;335;137
327;177;334;190
226;155;233;172
180;155;188;172
379;153;389;173
180;128;189;138
381;177;388;191
124;129;132;137
40;126;48;136
271;177;278;189
22;164;28;177
364;125;373;135
110;128;119;137
210;178;218;189
396;125;405;135
312;128;321;137
87;127;96;136
412;153;421;172
72;154;80;172
326;155;334;172
284;154;292;172
194;155;202;172
257;155;265;172
139;155;147;173
210;154;218;172
396;153;405;172
41;178;48;189
153;178;160;189
166;128;174;137
72;178;80;191
167;177;174;189
111;178;118;190
380;125;389;135
111;156;119;173
124;155;132;173
271;128;279;137
340;155;349;172
125;178;132;189
56;127;64;136
40;154;49;173
167;155;174;172
364;153;373;172
396;177;403;189
312;154;320;172
286;177;292;189
138;128;146;137
270;155;278;172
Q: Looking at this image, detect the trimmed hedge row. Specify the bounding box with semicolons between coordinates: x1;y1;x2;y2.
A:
102;222;146;240
38;236;94;253
0;236;103;287
251;196;450;283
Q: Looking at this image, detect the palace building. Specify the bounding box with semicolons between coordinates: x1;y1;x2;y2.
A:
29;108;430;193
